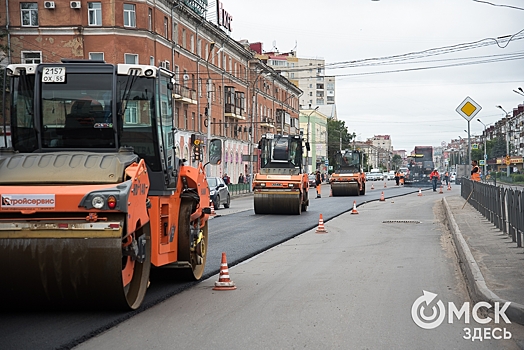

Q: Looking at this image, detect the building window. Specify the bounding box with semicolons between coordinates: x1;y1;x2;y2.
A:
125;101;138;124
123;4;136;28
88;2;102;26
21;51;41;64
21;3;38;27
148;8;152;31
150;56;154;65
174;66;179;84
164;17;168;37
182;28;186;48
172;22;178;44
197;38;202;57
89;52;104;61
124;53;138;64
190;35;194;53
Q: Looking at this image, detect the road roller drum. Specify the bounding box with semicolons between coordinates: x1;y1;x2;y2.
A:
254;191;302;215
331;182;360;196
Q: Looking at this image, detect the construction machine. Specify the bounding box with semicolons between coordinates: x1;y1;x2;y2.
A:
253;133;309;214
404;146;434;186
329;150;366;196
0;60;216;310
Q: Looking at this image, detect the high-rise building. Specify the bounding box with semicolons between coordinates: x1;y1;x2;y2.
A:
249;43;336;109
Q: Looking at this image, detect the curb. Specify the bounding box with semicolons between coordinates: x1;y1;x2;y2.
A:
442;197;524;326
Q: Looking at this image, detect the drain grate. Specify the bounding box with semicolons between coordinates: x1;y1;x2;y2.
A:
383;220;421;224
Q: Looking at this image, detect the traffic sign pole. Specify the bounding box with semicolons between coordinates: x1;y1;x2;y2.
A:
456;96;482;172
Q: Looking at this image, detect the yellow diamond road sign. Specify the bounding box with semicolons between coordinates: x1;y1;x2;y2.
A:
456;96;482;121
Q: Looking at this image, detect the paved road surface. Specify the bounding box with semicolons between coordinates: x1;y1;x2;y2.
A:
76;189;523;349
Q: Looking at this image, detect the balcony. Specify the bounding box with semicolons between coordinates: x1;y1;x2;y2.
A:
173;83;197;105
225;103;245;120
260;117;275;128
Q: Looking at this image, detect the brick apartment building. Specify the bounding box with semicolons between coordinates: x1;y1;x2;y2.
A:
0;0;301;179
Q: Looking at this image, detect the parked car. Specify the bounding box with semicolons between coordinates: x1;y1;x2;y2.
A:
388;171;396;180
366;172;380;181
308;174;316;186
208;177;230;209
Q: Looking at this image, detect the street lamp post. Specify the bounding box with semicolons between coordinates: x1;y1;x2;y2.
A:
205;42;216;177
496;105;511;177
249;69;272;191
305;106;319;173
477;118;488;177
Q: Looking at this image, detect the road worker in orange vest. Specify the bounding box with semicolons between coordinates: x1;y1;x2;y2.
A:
471;160;481;182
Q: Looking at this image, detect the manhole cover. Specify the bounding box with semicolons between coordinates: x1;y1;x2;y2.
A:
382;220;421;224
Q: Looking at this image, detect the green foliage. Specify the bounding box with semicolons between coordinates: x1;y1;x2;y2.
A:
471;148;483;162
490;137;508;158
512;174;524;183
391;154;402;169
327;118;353;167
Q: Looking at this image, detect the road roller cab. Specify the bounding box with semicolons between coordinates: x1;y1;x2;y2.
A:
253;133;309;215
0;60;214;310
330;150;366;196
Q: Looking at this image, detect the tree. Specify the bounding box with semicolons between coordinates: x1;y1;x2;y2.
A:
327;118;354;168
490;137;507;158
391;154;402;169
471;148;483;163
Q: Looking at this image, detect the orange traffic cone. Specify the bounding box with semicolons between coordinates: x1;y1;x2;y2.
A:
210;201;216;216
371;183;374;190
447;183;451;191
213;252;236;291
439;185;443;194
384;182;387;188
379;191;385;202
418;188;423;196
351;201;359;214
316;214;327;233
329;188;333;197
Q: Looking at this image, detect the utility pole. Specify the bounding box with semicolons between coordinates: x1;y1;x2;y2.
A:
305;106;319;173
205;42;215;177
477;118;488;177
496;105;511;177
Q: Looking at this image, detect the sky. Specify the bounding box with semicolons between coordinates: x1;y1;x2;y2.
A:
208;0;524;152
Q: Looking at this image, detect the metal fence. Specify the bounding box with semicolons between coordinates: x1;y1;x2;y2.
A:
227;183;251;196
461;179;524;247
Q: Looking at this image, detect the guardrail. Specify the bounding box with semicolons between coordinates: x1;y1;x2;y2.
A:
227;183;251;196
461;179;523;248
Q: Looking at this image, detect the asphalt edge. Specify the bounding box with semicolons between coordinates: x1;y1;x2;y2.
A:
441;197;524;326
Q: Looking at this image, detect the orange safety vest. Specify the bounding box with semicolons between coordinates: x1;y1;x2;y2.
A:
471;166;481;181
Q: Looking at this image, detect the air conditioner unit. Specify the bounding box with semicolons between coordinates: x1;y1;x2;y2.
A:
70;1;81;9
44;1;55;9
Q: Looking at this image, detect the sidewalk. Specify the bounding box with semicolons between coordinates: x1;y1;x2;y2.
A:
443;195;524;325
